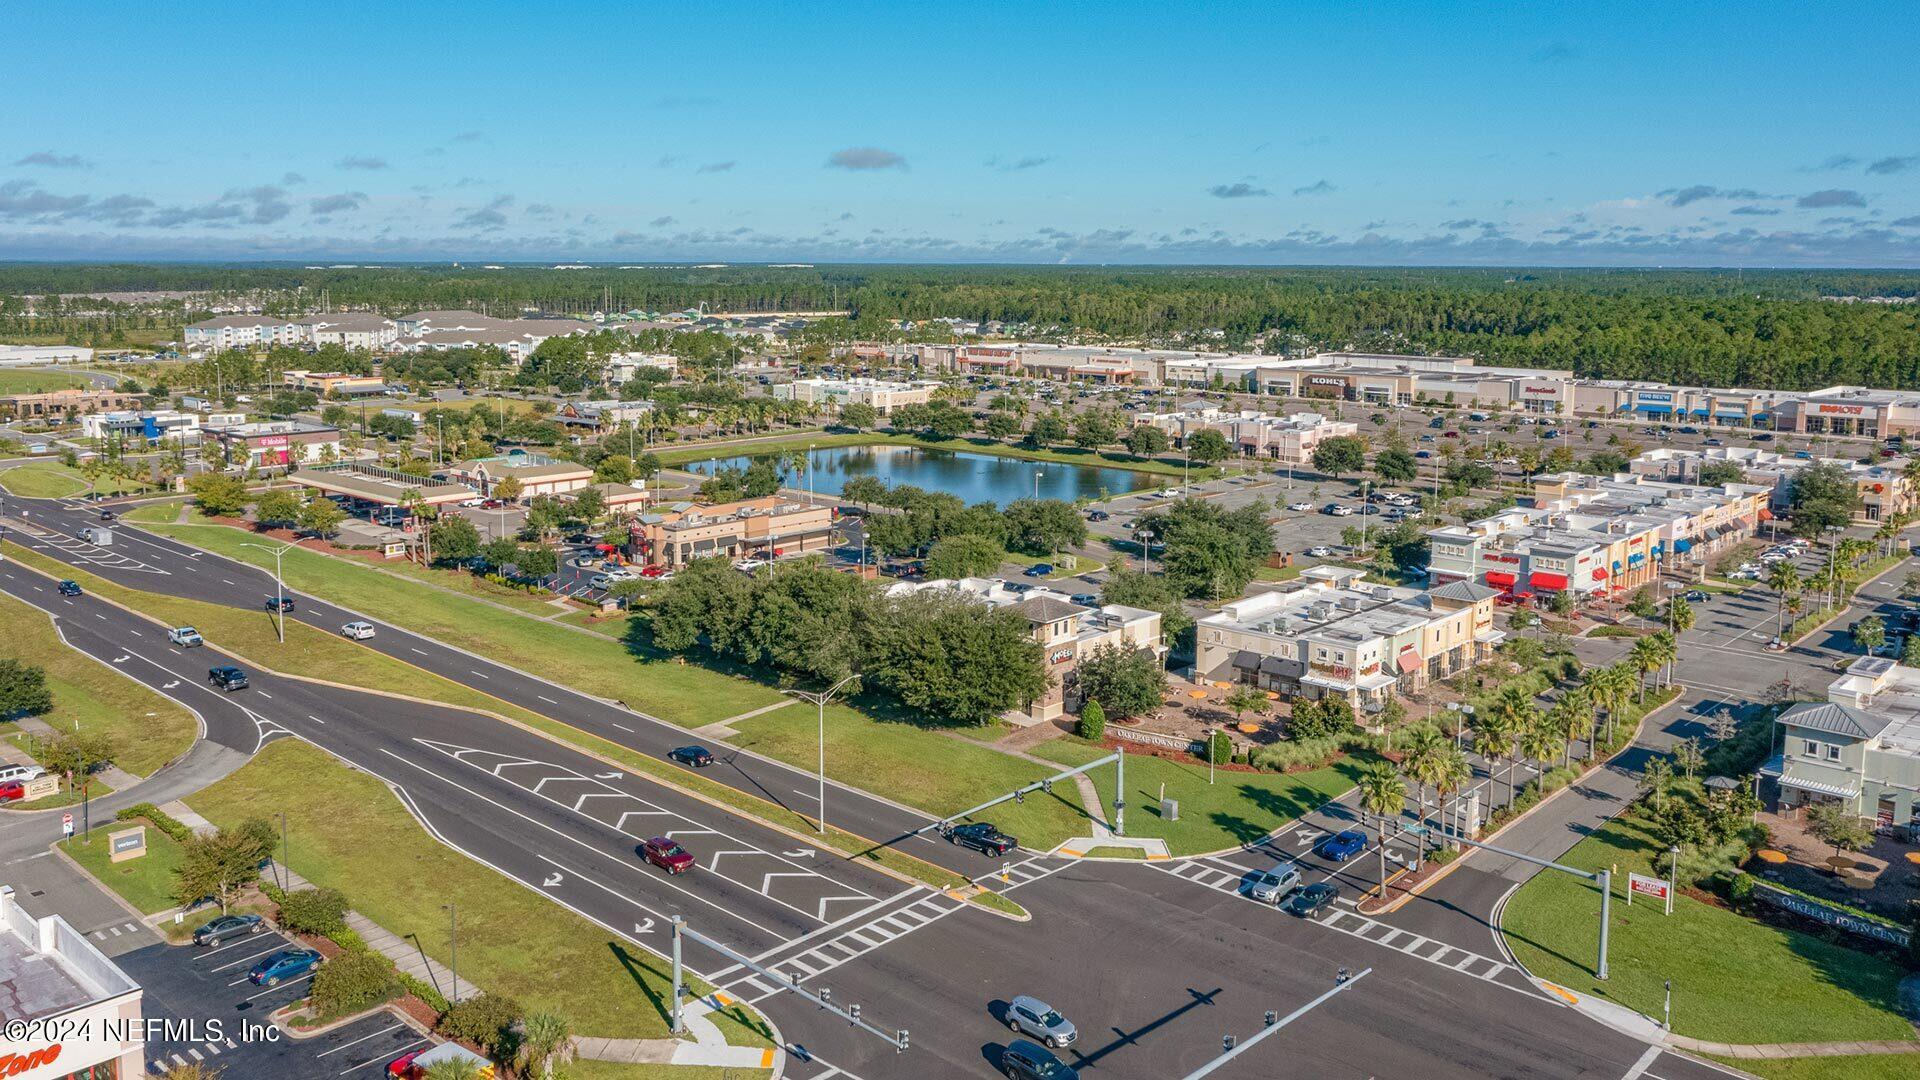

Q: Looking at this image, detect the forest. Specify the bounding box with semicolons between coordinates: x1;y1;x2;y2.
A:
4;263;1920;391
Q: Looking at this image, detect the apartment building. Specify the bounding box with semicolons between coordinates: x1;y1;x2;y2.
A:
183;314;299;351
552;399;653;433
773;377;938;415
442;451;593;501
885;577;1165;723
1427;473;1771;600
607;352;678;383
293;313;399;350
394;309;586;363
1632;446;1916;524
1764;657;1920;829
1133;406;1359;464
1194;568;1501;708
627;496;834;568
203;420;341;467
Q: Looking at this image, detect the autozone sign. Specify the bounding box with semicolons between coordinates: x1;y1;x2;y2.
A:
1817;404;1866;415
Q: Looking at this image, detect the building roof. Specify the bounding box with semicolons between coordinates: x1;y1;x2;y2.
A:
1427;579;1499;603
295;313;394;332
1008;595;1090;624
1777;700;1896;740
188;314;288;330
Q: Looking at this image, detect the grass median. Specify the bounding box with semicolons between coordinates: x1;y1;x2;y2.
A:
0;462;156;498
0;539;1020;915
1500;804;1915;1046
189;738;771;1044
57;819;187;914
1;590;198;777
1703;1055;1920;1080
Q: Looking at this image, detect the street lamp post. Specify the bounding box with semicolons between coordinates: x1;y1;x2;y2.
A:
240;541;294;643
794;673;861;833
442;902;460;1004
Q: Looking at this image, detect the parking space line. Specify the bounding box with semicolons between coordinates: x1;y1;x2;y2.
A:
211;941;295;971
340;1038;427;1075
314;1022;405;1058
244;973;313;1000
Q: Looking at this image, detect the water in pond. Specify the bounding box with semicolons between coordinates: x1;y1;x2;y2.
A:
680;443;1159;506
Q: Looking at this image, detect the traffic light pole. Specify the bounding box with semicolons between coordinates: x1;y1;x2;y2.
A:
1179;967;1374;1080
1417;822;1612;980
672;918;908;1052
911;751;1126;838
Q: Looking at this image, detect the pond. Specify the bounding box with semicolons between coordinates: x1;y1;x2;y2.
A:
679;443;1160;506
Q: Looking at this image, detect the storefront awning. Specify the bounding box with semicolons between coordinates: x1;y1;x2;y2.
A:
1231;650;1262;672
1672;538;1692;553
1690;408;1710;418
1777;772;1860;800
1634;403;1673;414
1592;566;1609;580
1484;570;1517;587
1715;411;1748;420
1612;560;1623;571
1759;508;1774;521
1627;552;1645;565
1530;572;1569;590
1396;650;1421;674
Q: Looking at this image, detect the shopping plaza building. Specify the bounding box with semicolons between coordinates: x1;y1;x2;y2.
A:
1631;446;1916;525
1426;473;1772;601
1131;406;1359;464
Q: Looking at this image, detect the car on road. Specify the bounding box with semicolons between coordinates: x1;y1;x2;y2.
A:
57;580;82;597
948;821;1018;856
264;596;294;613
248;947;322;986
1000;1039;1078;1080
340;621;376;640
1683;590;1709;603
208;666;250;692
1023;564;1054;577
668;745;714;767
588;573;623;589
641;837;696;874
1304;546;1335;557
1245;860;1302;903
1284;882;1340;919
167;626;204;647
192;913;265;946
98;510;115;521
1286;501;1314;512
0;781;25;804
1315;830;1367;862
1005;994;1078;1048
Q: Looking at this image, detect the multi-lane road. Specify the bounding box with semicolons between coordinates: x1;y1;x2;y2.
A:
0;490;1754;1079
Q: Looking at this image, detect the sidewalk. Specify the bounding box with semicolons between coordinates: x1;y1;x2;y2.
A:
269;864;481;1003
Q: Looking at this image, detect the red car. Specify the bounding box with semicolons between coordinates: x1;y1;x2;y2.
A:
0;781;25;803
639;565;669;579
642;837;695;874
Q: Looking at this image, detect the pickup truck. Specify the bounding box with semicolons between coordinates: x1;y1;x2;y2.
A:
167;626;204;648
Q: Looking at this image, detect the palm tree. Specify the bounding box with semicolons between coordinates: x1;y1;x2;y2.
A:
1639;756;1675;812
1650;630;1679;688
518;1010;573;1079
1429;745;1473;851
1587;665;1633;748
1764;560;1801;640
1549;693;1594;769
1629;635;1663;703
1480;683;1534;806
1519;714;1563;789
1401;726;1450;858
1355;761;1408;897
1564;685;1600;763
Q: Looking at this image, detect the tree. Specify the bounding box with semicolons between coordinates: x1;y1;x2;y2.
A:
514;545;559;578
1074;643;1167;719
491;475;524;503
1028;411;1070;446
842;475;888;508
594;455;636;485
187;472;251;516
1222;685;1271;725
571;486;607;523
39;730;115;783
310;950;399;1015
278;887;349;935
1478;685;1532;807
174;821;274;913
1002;498;1087;557
924;533;1006;579
518;1010;573;1079
429;516;482;565
1853;614;1887;654
863;592;1048;726
1311;436;1366;479
1671;737;1705;779
1161;519;1254;600
839;402;878;431
1789;462;1864;538
253;489;301;528
982;411;1021;440
298;496;346;539
1100;566;1194;643
479;536;521;571
1697;461;1745;486
1625;587;1659;625
1073;409;1120;450
1638;756;1674;812
1355;760;1407;896
1076;699;1107;742
1805;802;1874;863
1765;560;1802;639
1123;424;1169;458
1206;729;1232;770
1290;696;1356;739
1373;446;1417;484
0;659;54;719
1186;429;1231;465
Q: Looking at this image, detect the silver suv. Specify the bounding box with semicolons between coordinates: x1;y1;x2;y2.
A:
1246;859;1302;904
1005;995;1077;1048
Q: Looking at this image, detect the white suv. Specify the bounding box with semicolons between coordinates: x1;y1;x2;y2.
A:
340;621;376;640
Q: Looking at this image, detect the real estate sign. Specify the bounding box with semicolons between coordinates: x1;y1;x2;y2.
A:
1627;872;1673;914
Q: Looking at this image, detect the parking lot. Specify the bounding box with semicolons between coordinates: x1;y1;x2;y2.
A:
118;932;430;1079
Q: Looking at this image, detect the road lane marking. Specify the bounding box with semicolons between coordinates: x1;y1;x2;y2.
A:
1621;1045;1663;1080
469;670;489;679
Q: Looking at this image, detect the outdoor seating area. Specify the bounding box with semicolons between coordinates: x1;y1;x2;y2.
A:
1753;808;1920;921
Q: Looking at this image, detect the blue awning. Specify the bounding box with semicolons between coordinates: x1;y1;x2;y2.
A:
1714;410;1748;419
1752;413;1771;422
1690;408;1710;417
1634;403;1673;415
1673;538;1693;553
1612;560;1622;571
1651;542;1664;553
1628;552;1645;565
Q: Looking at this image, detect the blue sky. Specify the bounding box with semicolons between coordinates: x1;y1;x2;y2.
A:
3;1;1917;265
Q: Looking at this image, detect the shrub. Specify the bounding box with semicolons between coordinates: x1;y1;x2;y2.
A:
278;887;350;936
1727;871;1756;905
438;993;524;1056
309;951;399;1019
116;803;193;844
1076;700;1106;742
399;972;451;1015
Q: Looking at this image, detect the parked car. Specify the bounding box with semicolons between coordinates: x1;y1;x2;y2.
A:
1286;501;1314;512
1315;830;1367;862
208;666;250;692
1005;995;1078;1048
264;596;295;613
1000;1039;1078;1080
192;913;264;946
248;947;322;986
340;621;376;640
1284;882;1341;919
1086;510;1110;522
57;580;81;597
1683;590;1709;603
1323;504;1354;517
641;837;695;874
1753;432;1774;441
167;626;204;648
1304;546;1335;557
0;764;45;785
1070;594;1100;607
1246;860;1301;903
0;781;25;803
948;821;1018;856
668;745;714;767
639;565;671;578
1023;564;1054;577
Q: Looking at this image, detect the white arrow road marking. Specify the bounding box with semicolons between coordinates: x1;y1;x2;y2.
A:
783;849;817;859
542;873;564;887
634;919;654;935
163;680;180;689
112;655;129;663
595;772;622;780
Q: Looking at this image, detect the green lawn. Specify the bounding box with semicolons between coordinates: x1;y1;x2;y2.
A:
0;369;88;394
655;430;1211;481
1500;809;1915;1045
188;739;771;1044
58;820;187;914
138;518;784;725
0;463;154;498
119;499;189;525
1031;736;1367;855
565;1063;770;1080
1705;1055;1920;1080
2;591;198;777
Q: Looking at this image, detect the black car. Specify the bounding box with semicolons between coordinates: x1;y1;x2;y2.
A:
1284;882;1340;919
1086;510;1109;522
264;596;295;613
949;822;1018;856
57;580;82;596
192;913;264;946
1070;593;1100;607
1001;1039;1078;1080
208;666;250;691
668;745;714;767
98;510;116;522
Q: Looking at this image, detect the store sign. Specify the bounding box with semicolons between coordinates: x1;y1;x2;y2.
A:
1637;392;1673;403
1523;385;1561;396
1817;404;1866;415
1049;647;1075;666
1309;662;1355;680
254;435;289;447
1307;376;1346;387
1484;553;1521;564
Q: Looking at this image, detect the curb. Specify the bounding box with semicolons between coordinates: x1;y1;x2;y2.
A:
269;999;434;1042
45;839;153;926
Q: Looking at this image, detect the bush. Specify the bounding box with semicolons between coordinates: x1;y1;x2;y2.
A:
1076;700;1106;742
438;992;524;1056
1727;871;1756;905
398;972;451;1015
278;887;350;936
116;803;193;844
309;951;399;1019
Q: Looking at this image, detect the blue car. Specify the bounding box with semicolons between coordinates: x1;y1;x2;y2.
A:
1315;830;1367;862
248;947;322;986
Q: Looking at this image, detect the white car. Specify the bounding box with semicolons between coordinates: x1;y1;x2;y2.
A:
1286;502;1314;512
1328;505;1356;517
734;558;768;572
340;621;376;640
1305;546;1336;557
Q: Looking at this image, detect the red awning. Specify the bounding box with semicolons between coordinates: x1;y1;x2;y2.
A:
1758;508;1774;521
1396;650;1422;674
1591;567;1608;580
1530;572;1570;590
1484;570;1518;587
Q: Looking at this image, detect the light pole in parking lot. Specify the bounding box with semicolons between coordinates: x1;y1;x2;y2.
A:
794;672;861;833
240;540;294;643
442;902;460;1005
